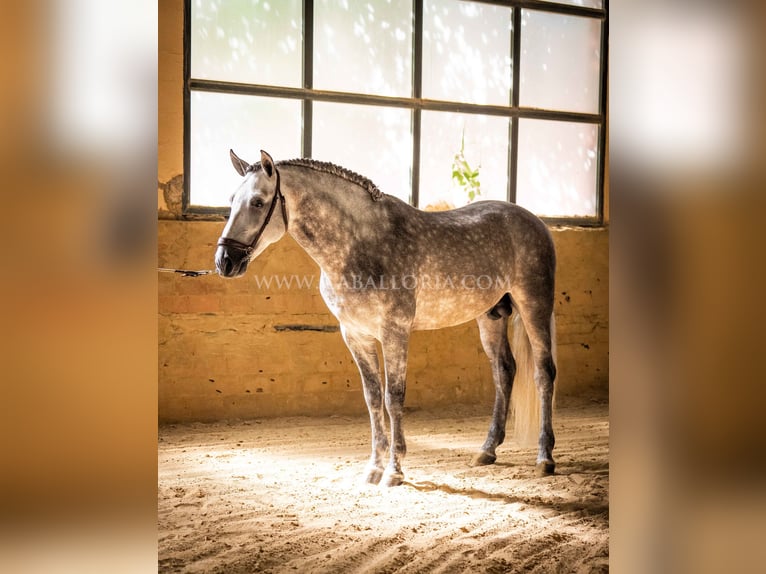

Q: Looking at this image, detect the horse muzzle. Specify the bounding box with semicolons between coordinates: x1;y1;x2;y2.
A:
215;244;250;278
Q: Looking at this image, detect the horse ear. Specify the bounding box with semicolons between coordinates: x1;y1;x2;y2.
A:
260;150;275;179
230;149;250;177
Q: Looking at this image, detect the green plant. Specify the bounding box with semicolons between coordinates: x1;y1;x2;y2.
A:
451;131;481;202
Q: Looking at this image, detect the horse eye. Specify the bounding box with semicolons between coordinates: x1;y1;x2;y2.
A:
251;199;264;209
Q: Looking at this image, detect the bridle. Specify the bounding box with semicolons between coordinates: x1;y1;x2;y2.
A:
216;167;288;256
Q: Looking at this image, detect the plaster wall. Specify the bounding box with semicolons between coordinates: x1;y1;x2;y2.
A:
158;223;607;421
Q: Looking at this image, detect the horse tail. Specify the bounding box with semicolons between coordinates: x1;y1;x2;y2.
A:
510;312;557;446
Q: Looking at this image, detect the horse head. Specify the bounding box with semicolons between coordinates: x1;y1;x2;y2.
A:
215;149;288;278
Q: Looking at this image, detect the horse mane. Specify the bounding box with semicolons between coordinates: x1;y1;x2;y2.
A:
250;158;384;202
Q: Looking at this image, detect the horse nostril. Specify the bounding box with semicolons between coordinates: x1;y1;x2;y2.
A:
215;247;235;276
223;254;234;276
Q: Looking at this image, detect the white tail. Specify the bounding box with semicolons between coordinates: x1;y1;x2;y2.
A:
510;313;557;447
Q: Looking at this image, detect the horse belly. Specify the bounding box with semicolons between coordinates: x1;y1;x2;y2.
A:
412;286;506;330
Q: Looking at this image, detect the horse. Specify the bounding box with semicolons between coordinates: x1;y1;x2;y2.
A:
215;149;557;487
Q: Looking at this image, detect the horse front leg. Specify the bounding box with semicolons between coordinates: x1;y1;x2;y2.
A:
380;329;410;487
341;326;388;484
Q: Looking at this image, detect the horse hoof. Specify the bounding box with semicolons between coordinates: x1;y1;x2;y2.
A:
535;461;555;476
381;471;404;487
470;451;497;466
365;468;384;485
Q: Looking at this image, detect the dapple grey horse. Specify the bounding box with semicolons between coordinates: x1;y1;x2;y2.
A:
215;150;557;487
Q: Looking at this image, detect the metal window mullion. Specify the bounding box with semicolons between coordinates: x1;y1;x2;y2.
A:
182;0;192;212
188;79;601;123
302;0;314;158
471;0;603;20
412;0;423;207
596;0;609;223
509;6;522;205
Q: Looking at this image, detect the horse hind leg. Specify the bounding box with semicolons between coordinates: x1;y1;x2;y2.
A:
471;311;515;466
512;302;557;476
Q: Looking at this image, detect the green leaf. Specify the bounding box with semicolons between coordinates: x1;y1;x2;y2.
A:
451;126;482;202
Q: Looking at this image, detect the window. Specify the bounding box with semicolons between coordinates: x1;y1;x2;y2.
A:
185;0;608;223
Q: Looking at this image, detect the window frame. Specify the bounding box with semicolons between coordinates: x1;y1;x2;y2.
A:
183;0;609;226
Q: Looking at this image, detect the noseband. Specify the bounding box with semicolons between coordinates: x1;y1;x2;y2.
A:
217;168;288;256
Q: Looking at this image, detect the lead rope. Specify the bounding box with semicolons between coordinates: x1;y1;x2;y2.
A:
158;268;216;277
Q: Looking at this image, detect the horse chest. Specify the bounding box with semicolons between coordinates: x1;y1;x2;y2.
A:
319;272;416;334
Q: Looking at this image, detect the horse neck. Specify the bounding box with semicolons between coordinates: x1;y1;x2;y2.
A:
279;165;379;272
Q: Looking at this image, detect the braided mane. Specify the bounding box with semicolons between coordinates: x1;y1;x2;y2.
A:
250;158;384;201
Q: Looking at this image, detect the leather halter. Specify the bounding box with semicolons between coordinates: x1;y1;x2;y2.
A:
217;167;288;256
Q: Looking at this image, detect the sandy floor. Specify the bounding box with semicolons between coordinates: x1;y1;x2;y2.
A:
158;399;608;573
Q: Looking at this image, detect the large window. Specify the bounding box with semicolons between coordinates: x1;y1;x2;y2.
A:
185;0;608;223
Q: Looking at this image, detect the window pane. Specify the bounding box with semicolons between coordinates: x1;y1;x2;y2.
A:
423;0;512;105
534;0;603;9
312;102;412;202
520;10;601;114
419;112;509;210
516;119;599;217
189;91;302;207
314;0;413;97
191;0;302;87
